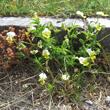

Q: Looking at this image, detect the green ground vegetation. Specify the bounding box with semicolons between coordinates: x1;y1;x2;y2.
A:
0;0;110;17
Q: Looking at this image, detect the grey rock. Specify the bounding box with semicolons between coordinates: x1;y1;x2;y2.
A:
82;102;90;109
78;96;84;101
92;106;99;110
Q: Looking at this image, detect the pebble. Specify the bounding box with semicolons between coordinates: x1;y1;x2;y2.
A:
105;96;110;105
85;100;93;106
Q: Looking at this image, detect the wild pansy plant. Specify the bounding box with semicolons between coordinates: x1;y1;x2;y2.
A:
12;11;105;100
42;49;50;59
78;57;89;66
96;11;108;17
39;73;47;85
42;28;51;38
61;73;70;81
90;21;102;31
6;32;16;44
33;12;38;19
76;11;86;18
86;48;96;60
30;50;38;54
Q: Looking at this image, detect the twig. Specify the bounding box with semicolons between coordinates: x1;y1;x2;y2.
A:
1;88;37;109
48;96;52;110
7;100;11;110
32;92;34;108
98;91;102;102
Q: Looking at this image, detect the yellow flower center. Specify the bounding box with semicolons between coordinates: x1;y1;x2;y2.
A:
44;55;49;59
82;61;89;66
42;49;50;59
96;24;101;31
89;51;96;60
40;79;45;85
7;37;12;44
43;32;50;38
65;39;69;45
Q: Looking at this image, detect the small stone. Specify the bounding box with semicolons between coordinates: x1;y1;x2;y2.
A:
92;106;99;110
105;96;110;105
79;96;84;101
85;100;93;106
82;102;89;109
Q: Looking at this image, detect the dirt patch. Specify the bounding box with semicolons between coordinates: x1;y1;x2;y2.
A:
0;59;110;110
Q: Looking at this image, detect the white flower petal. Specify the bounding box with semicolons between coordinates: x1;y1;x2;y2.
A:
76;11;84;17
39;73;47;80
96;11;104;16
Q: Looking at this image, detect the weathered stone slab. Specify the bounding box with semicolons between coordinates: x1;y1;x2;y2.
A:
0;17;110;51
0;17;84;27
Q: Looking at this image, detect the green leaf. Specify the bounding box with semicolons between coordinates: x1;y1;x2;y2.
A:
29;22;36;24
79;38;85;45
47;83;53;89
65;1;72;7
70;33;77;38
54;28;61;33
15;52;26;58
96;42;101;48
83;31;88;36
31;35;36;41
34;68;39;74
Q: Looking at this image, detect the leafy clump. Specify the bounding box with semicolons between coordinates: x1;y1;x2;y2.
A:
0;11;108;103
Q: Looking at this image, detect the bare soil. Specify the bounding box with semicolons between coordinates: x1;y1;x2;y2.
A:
0;60;110;110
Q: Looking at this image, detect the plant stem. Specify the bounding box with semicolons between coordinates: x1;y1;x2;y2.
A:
48;67;55;81
98;33;110;42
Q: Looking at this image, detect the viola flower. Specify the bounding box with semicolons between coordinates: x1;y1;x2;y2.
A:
76;11;86;18
61;74;70;81
28;26;36;33
30;50;38;54
37;40;43;48
96;24;101;31
42;28;51;38
42;49;50;59
18;42;26;50
90;22;101;31
64;36;69;45
33;12;38;18
39;73;47;85
78;57;89;66
6;32;15;44
96;11;108;16
86;49;96;60
26;26;36;35
22;84;28;89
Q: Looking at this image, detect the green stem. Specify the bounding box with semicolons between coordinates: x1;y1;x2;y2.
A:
98;33;110;42
48;67;55;80
13;38;18;46
64;57;67;72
